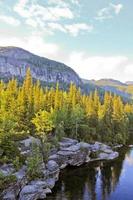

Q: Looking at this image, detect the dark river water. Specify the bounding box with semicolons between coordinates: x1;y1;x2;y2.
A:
46;147;133;200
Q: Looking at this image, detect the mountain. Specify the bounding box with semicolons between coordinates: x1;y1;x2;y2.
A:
126;81;133;85
90;78;133;100
0;46;132;100
92;79;127;87
0;46;81;86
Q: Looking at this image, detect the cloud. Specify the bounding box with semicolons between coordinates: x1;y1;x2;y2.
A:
0;32;132;82
13;0;90;36
95;3;123;21
0;15;20;26
0;33;60;59
47;23;66;33
64;52;132;82
111;3;123;15
47;22;93;36
65;23;93;37
14;0;74;21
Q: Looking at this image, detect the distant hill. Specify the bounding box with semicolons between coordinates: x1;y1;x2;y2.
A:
126;81;133;85
89;78;133;100
93;78;127;87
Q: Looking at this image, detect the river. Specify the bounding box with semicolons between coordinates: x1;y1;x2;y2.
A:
46;147;133;200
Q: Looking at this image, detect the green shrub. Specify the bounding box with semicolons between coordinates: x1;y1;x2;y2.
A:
0;172;17;191
27;145;43;181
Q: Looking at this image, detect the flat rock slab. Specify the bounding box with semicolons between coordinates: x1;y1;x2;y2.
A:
60;144;80;152
59;137;78;148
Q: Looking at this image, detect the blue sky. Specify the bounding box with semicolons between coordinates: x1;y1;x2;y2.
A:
0;0;133;82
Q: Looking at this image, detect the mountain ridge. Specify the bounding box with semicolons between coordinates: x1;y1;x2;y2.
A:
0;46;82;86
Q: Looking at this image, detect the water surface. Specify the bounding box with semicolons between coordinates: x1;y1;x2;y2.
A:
46;147;133;200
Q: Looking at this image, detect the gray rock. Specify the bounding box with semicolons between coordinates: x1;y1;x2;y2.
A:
98;153;109;160
59;137;78;148
0;164;15;176
14;165;27;180
57;150;77;156
18;136;41;156
19;136;41;148
48;154;59;162
30;180;47;188
19;185;45;200
2;189;16;200
102;149;113;154
60;143;80;152
43;188;52;194
46;178;55;189
98;151;119;160
79;142;92;150
46;160;59;172
108;152;119;160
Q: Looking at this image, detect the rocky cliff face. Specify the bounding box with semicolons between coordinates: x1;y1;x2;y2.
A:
0;47;82;85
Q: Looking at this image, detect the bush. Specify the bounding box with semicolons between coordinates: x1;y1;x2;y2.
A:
0;172;17;192
27;145;43;181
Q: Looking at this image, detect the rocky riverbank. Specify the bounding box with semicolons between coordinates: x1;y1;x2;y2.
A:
0;137;119;200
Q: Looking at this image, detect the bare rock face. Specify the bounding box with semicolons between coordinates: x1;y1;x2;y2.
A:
0;47;82;85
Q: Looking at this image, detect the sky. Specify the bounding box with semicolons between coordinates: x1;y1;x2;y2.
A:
0;0;133;82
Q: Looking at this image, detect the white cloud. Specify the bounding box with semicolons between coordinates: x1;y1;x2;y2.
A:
46;22;93;36
64;52;132;82
47;23;66;33
13;0;90;36
0;33;133;82
25;18;38;28
111;3;123;15
14;0;30;18
65;23;93;37
14;0;74;21
0;34;60;59
95;3;123;21
0;15;20;26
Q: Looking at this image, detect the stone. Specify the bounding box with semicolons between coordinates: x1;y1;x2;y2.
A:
19;185;45;200
14;165;27;180
108;152;119;160
98;151;119;160
46;178;56;189
60;143;80;152
102;149;113;154
30;180;47;189
46;160;59;172
18;136;41;156
79;142;92;150
59;137;78;148
43;188;52;194
0;164;15;176
19;136;41;148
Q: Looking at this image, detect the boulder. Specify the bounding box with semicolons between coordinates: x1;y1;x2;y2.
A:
18;137;41;156
59;137;78;148
60;143;80;152
46;160;59;172
98;151;119;160
14;165;27;180
19;185;46;200
0;164;15;176
30;180;47;189
46;178;56;189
